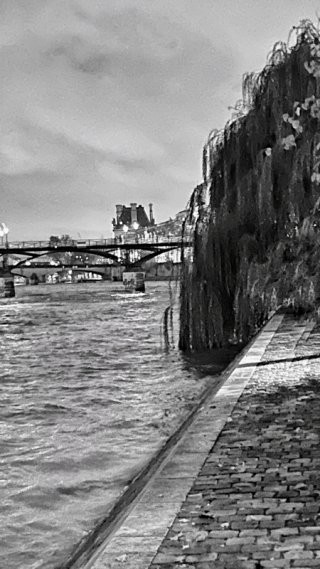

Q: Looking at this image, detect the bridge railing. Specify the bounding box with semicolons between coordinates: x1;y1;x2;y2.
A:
8;238;117;248
7;236;188;248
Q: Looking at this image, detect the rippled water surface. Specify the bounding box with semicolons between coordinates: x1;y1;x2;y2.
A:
1;282;228;569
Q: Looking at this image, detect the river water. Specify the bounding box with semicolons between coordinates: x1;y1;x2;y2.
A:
1;281;236;569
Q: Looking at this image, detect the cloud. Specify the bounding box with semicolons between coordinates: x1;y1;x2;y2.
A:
0;1;240;240
1;0;319;240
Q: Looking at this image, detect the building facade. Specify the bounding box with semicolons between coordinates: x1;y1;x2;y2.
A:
112;203;155;239
112;203;191;266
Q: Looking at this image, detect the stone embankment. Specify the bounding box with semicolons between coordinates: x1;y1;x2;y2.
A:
83;313;320;569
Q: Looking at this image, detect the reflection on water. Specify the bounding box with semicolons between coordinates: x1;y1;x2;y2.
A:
0;282;234;568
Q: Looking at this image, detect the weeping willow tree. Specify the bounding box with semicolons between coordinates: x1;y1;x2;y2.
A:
179;20;320;352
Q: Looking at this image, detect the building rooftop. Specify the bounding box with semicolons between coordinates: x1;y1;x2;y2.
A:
113;203;155;232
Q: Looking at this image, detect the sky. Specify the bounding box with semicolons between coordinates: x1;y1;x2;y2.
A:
1;0;320;241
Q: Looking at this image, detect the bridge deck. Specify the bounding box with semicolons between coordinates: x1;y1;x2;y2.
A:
0;239;191;255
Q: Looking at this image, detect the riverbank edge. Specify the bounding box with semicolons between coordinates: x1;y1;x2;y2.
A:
62;312;276;569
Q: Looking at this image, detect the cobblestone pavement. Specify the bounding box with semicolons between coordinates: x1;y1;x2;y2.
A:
86;315;320;569
149;315;320;569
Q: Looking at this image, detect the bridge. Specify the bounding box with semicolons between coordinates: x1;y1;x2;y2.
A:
0;237;192;295
0;237;190;268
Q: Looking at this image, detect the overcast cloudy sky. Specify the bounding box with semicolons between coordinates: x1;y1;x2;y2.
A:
1;0;319;240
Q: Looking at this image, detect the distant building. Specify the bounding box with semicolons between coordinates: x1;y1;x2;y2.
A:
112;203;155;239
112;203;192;266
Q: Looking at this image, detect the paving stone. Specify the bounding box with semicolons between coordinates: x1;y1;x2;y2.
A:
224;536;256;546
208;530;238;538
239;529;268;537
260;560;291;567
251;551;281;559
270;527;299;536
291;561;320;567
303;527;320;534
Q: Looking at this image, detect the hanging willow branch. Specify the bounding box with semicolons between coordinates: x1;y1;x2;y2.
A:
179;20;320;352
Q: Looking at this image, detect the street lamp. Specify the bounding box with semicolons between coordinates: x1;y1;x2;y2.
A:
0;223;9;271
2;223;9;247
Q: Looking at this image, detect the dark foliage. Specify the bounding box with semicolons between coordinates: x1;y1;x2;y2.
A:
180;21;320;352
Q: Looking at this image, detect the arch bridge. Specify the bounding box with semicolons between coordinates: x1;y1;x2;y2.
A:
0;238;191;277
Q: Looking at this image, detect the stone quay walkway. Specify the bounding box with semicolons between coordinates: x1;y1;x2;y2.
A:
84;313;320;569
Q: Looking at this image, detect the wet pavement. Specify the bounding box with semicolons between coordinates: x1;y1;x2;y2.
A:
84;313;320;569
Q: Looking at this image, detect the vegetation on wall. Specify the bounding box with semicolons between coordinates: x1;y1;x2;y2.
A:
179;20;320;352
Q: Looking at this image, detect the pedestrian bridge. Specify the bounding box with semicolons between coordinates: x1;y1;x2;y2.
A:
0;237;192;273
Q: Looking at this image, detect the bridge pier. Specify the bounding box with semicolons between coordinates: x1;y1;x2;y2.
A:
123;271;145;293
4;276;15;297
1;272;15;297
1;254;15;297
